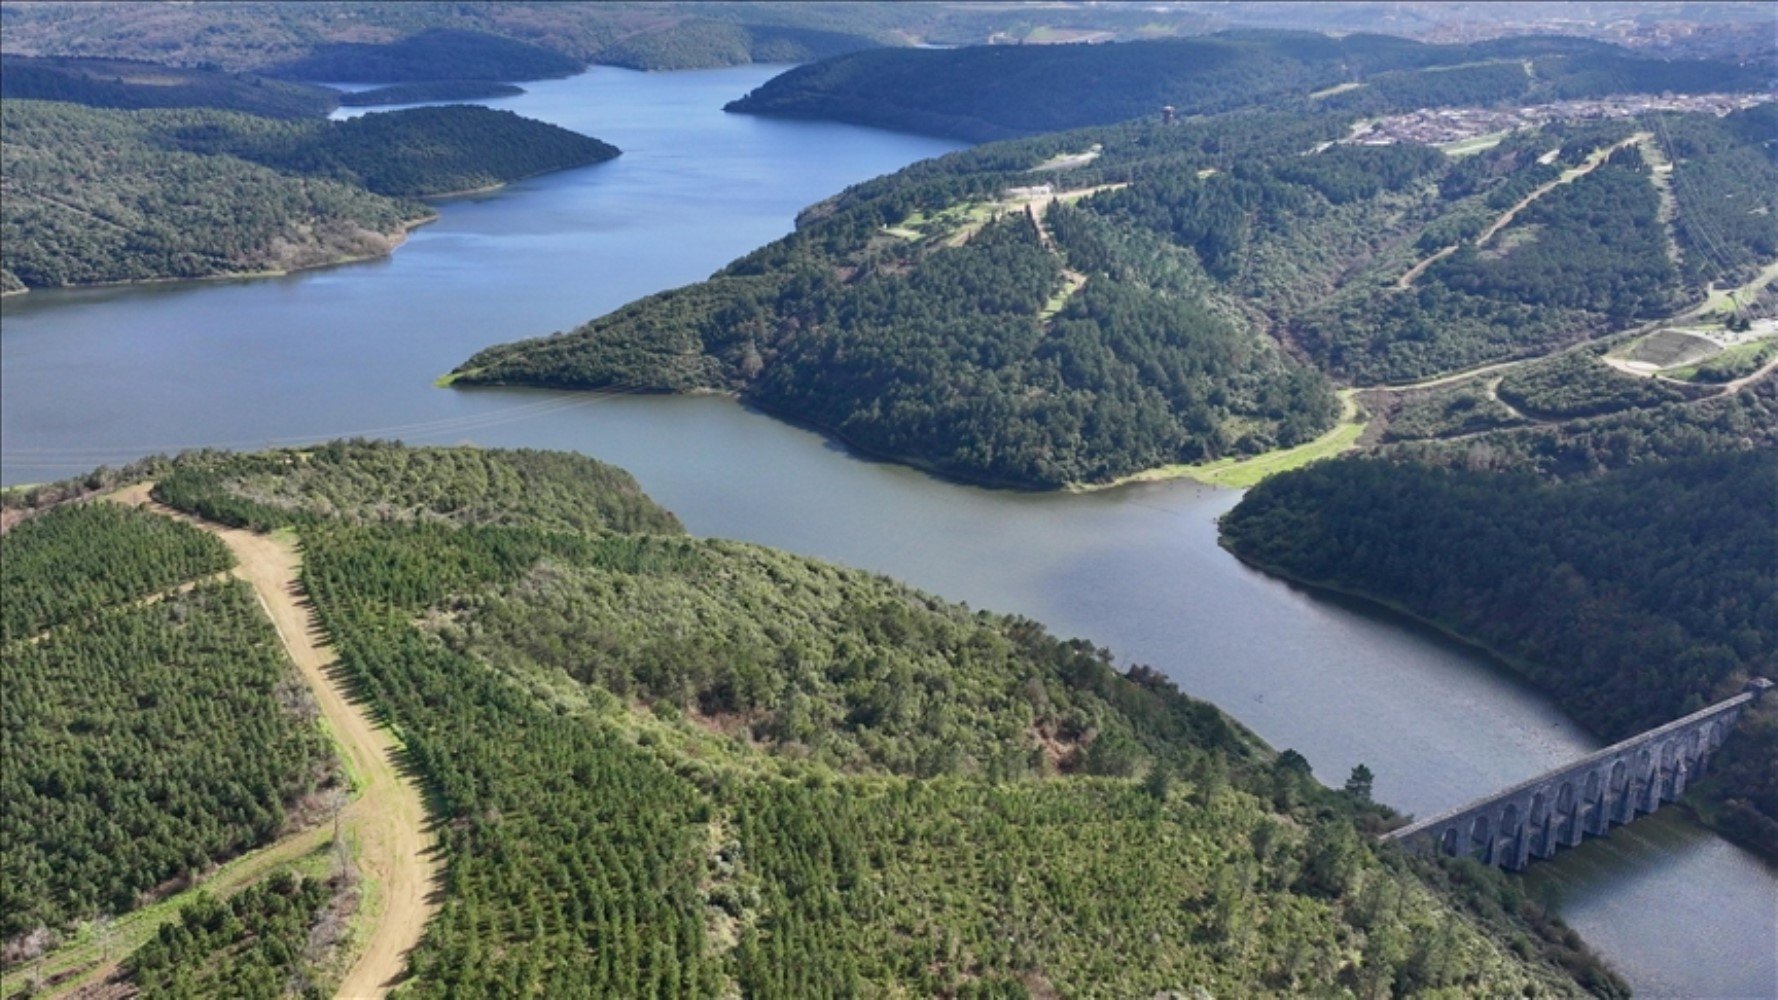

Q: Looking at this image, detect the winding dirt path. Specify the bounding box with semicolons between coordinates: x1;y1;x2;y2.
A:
110;485;438;998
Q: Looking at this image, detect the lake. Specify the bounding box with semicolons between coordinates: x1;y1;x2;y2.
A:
3;64;1772;997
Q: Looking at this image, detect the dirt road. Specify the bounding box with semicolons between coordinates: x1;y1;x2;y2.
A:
110;485;438;998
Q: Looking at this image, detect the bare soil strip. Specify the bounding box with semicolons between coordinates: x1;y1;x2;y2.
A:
108;485;439;999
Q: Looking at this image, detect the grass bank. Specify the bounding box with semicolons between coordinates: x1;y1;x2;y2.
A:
1084;390;1364;491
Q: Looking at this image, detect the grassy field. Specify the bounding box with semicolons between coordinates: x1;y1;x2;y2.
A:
1664;336;1777;382
1438;131;1511;157
1691;259;1778;319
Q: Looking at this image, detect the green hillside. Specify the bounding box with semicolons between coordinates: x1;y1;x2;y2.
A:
454;100;1775;487
0;101;616;290
91;441;1616;997
1221;378;1778;858
0;55;338;118
725;32;1770;140
1;504;336;943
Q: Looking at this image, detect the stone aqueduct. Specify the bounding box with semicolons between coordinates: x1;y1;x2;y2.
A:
1385;679;1771;871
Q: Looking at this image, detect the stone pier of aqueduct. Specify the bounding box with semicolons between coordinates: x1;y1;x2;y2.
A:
1385;679;1771;871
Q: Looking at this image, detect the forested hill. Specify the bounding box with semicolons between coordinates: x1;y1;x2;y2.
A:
157;104;619;198
454;100;1776;487
0;101;617;290
0;441;1620;996
725;31;1772;140
0;55;340;118
0;3;894;77
1220;378;1778;858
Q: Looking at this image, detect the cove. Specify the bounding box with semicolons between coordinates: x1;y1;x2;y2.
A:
3;64;1772;997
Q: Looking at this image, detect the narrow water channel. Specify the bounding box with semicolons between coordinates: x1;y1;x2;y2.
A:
4;64;1772;997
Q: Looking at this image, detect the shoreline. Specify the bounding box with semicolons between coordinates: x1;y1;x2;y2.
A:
1072;389;1365;492
1;152;620;300
2;212;439;298
418;148;620;201
438;381;1364;496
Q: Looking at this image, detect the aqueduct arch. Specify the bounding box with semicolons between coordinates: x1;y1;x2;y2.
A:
1386;680;1769;870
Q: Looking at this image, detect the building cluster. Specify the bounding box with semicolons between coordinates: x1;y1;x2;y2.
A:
1346;92;1775;147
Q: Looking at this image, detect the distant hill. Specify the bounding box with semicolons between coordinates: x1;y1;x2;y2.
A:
260;28;582;83
0;101;618;290
725;31;1774;140
0;2;897;77
157;104;619;199
0;54;339;118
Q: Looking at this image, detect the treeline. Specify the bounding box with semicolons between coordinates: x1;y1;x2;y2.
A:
0;2;897;77
457;98;1774;485
595;22;880;72
1293;144;1686;382
1392;376;1778;479
142;443;1618;995
262;29;582;82
152;440;681;536
1662;105;1778;285
2;577;336;941
162;104;618;198
726;29;1768;140
1495;349;1708;420
126;873;337;999
0;501;231;642
0;55;338;118
0;100;616;289
0;100;425;288
457;196;1339;488
337;81;524;108
1221;383;1778;856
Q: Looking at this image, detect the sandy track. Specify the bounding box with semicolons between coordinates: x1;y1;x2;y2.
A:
109;485;438;998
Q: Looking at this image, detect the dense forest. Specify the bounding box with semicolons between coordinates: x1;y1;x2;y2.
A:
456;181;1341;488
0;55;338;118
261;28;582;83
0;501;231;643
125;872;343;999
457;94;1774;486
0;100;615;289
159;104;619;198
1;504;336;945
1221;378;1778;856
726;31;1770;140
117;442;1619;996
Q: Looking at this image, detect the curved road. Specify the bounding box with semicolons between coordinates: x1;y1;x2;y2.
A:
115;485;438;998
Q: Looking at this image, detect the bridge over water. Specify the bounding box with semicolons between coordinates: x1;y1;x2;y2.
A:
1385;679;1771;870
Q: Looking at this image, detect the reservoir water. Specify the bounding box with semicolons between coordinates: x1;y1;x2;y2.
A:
3;65;1772;997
